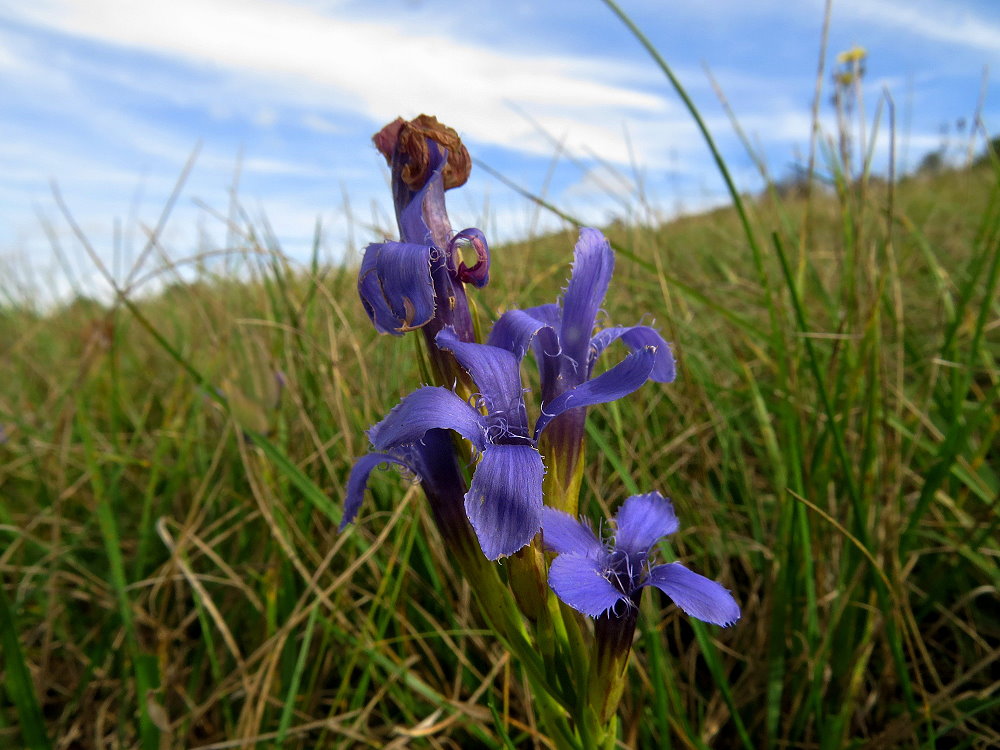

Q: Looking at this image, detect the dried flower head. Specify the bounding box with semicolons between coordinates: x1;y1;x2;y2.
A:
373;114;471;191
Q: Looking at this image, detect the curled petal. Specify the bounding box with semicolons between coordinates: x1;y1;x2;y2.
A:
341;452;412;530
357;255;393;332
464;444;543;559
487;308;559;362
522;304;564;400
534;346;657;439
436;329;528;436
451;228;490;287
559;228;615;377
613;492;679;558
369;386;487;453
540;506;603;558
487;304;562;401
643;562;741;627
548;553;626;617
591;326;676;383
358;241;435;335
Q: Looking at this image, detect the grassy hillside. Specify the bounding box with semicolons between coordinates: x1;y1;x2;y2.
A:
1;153;998;749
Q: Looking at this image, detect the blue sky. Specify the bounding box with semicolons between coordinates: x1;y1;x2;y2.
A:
1;0;998;302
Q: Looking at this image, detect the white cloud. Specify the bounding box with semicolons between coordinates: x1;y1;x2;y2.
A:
6;0;669;163
838;0;1000;55
0;42;28;72
301;113;343;134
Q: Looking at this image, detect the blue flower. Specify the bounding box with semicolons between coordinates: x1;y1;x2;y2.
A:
541;492;741;626
487;227;675;415
342;328;659;560
358;227;488;335
359;117;488;338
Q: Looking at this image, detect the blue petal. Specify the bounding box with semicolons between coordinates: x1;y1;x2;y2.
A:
464;444;543;559
488;304;563;399
341;452;412;530
358;241;435;335
548;553;626;617
591;326;676;383
540;506;604;557
486;308;559;362
613;492;679;558
559;228;615;379
368;386;487;453
521;304;565;400
358;249;399;334
643;563;741;627
436;329;529;437
407;428;461;489
534;346;657;438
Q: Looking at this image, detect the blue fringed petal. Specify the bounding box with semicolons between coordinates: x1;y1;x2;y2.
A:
548;553;626;617
487;308;559;362
368;386;488;454
590;325;676;383
464;443;543;559
436;329;528;436
643;563;742;627
613;492;680;559
534;346;657;438
559;228;615;378
540;506;604;558
341;452;413;530
358;241;436;335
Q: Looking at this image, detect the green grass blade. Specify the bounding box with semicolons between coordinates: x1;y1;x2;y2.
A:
275;602;320;744
0;585;51;750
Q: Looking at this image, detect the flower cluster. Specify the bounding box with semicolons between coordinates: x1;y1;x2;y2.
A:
340;114;740;744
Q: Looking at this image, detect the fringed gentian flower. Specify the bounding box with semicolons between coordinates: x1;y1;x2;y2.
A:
359;115;488;343
489;227;675;401
544;491;738;726
487;228;675;504
541;492;740;625
343;329;660;560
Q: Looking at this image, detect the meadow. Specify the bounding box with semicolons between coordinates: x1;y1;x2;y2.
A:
2;22;1000;749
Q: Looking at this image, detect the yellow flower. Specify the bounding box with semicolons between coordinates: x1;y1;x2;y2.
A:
836;45;867;65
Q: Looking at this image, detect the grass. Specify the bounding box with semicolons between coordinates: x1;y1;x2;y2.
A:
2;19;999;749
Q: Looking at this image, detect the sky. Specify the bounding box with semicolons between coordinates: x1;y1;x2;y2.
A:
1;0;998;303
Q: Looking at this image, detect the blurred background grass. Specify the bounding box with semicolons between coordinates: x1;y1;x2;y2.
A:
2;24;999;748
